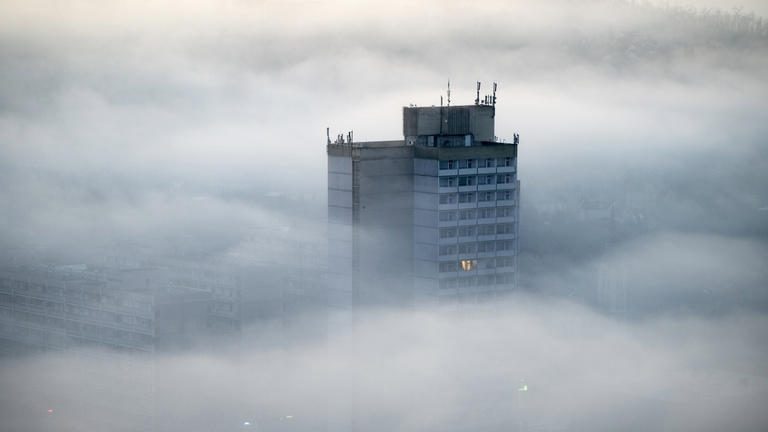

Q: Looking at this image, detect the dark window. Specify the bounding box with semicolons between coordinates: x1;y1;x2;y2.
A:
478;224;496;235
440;193;457;204
439;211;457;221
439;177;456;187
440;228;457;239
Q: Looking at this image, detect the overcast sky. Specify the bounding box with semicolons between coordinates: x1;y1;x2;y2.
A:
0;1;767;430
1;0;766;276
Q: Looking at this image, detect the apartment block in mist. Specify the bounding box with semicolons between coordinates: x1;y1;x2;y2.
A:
0;261;237;431
327;86;520;305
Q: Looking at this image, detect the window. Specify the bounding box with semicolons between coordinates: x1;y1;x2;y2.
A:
497;174;512;184
496;256;515;268
478;175;495;185
496;240;513;251
440;262;458;272
497;207;513;217
458;192;475;203
479;258;495;269
440;228;457;239
439;210;457;222
458;176;475;186
458;226;476;237
460;259;477;271
439;245;457;256
497;190;512;201
440;193;457;204
478;275;495;285
459;159;476;169
478;241;495;252
497;157;513;167
479;191;495;202
439;177;456;187
478;208;495;219
459;209;476;220
439;160;457;170
480;158;495;168
478;224;496;235
458;242;476;254
496;224;513;234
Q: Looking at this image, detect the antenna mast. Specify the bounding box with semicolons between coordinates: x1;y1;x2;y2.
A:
475;81;481;105
447;80;451;106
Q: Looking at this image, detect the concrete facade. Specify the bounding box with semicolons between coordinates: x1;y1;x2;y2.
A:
328;102;520;304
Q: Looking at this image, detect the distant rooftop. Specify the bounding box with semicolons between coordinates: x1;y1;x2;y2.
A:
327;82;513;149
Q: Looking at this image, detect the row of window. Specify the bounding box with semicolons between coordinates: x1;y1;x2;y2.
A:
439;240;516;256
439;273;515;289
438;256;516;272
0;294;154;330
0;308;154;346
439;240;516;255
439;224;515;238
439;157;515;170
439;207;515;222
0;279;153;312
439;174;514;187
440;190;515;204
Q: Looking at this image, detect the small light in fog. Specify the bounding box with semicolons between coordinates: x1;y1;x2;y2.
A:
460;259;476;271
243;421;251;426
518;384;528;392
285;415;293;419
47;409;54;414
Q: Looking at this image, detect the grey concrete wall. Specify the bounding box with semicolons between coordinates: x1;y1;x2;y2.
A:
327;155;354;308
413;158;439;296
355;146;415;304
403;105;495;143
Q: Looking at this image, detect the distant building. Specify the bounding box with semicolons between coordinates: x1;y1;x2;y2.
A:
327;86;520;305
0;263;223;431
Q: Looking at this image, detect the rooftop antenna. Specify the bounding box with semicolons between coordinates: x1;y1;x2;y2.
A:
475;81;481;105
447;80;451;106
492;82;497;107
326;127;330;145
440;95;443;107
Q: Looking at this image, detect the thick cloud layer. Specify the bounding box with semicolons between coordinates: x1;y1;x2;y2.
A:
1;300;767;432
1;0;767;430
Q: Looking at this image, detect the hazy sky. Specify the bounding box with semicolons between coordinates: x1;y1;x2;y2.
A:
0;1;767;430
1;0;766;268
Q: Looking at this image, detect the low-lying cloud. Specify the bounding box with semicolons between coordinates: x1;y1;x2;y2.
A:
0;1;767;430
1;298;767;432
